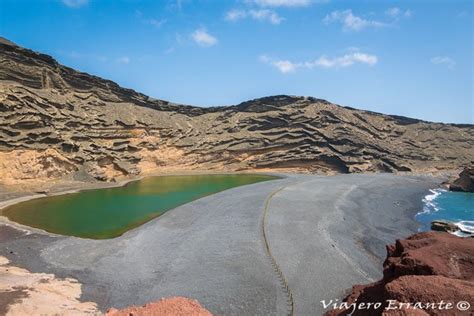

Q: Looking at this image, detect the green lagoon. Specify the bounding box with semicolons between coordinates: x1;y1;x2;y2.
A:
1;174;276;239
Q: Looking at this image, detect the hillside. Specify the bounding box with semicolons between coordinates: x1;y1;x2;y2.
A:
0;37;473;184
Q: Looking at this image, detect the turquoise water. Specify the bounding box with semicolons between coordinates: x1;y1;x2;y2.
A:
1;174;276;239
416;189;474;236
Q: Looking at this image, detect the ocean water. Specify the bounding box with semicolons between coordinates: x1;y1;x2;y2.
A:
1;174;276;239
416;189;474;236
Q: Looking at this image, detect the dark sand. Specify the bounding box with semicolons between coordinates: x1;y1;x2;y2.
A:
0;174;440;315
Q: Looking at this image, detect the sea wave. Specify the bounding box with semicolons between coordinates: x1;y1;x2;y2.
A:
456;220;474;234
417;188;473;237
418;189;444;215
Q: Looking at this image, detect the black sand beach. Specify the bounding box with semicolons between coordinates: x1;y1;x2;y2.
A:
0;174;440;315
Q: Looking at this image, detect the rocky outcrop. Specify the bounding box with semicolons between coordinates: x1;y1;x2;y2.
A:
1;37;473;184
449;167;474;193
431;220;460;233
106;297;212;316
0;256;99;315
325;232;474;316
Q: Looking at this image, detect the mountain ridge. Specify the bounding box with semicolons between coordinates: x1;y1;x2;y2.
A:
0;37;473;184
3;36;471;125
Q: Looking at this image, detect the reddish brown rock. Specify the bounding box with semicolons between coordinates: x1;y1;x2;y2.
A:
449;167;474;193
106;297;212;316
325;232;474;316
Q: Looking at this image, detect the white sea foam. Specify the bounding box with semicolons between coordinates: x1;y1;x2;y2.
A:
417;188;473;237
456;221;474;234
418;189;443;215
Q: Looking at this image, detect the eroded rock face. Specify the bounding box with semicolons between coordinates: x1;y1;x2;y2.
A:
106;297;212;316
324;232;474;316
1;37;473;184
449;167;474;193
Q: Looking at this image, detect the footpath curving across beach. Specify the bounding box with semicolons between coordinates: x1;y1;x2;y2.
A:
0;174;440;315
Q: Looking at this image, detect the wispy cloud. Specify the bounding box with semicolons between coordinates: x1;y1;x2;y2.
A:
308;53;377;68
250;9;284;24
116;56;131;64
430;56;455;69
260;55;298;73
165;0;188;11
135;10;167;28
146;18;167;28
324;10;387;31
226;10;248;21
252;0;314;7
164;34;185;54
61;0;88;8
191;28;218;47
385;7;412;19
225;9;284;25
260;52;378;73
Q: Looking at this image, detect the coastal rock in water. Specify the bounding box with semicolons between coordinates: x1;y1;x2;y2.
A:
324;232;474;316
449;167;474;193
106;297;212;316
430;220;459;233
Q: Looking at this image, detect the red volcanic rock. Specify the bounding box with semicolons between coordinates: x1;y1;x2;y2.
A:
325;232;474;316
383;231;474;281
385;275;473;306
106;297;212;316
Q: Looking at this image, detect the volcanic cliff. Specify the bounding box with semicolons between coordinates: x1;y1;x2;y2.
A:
325;232;474;316
1;37;473;184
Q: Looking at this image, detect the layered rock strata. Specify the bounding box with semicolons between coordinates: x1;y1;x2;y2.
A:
1;37;473;184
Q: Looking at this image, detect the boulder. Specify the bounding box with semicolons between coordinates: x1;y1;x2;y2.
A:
449;167;474;192
324;232;474;316
430;220;459;233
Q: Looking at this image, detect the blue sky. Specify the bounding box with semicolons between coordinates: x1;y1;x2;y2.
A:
1;0;472;123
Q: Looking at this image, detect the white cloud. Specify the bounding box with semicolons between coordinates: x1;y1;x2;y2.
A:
252;0;313;7
191;28;218;47
116;56;130;64
260;52;378;73
324;10;387;31
96;56;108;62
260;55;298;73
61;0;88;8
165;0;188;11
385;7;401;17
385;7;412;18
306;53;378;68
226;9;248;21
250;9;284;24
146;18;167;28
430;56;455;69
226;9;284;24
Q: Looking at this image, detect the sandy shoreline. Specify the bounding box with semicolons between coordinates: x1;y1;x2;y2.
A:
0;173;441;315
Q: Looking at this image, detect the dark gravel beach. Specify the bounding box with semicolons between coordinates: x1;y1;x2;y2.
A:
0;174;440;315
